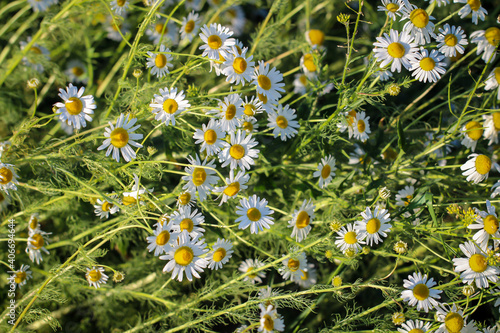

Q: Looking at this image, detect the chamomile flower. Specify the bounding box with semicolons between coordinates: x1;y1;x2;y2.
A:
105;16;131;42
377;0;405;20
222;46;255;85
396;185;414;207
171;206;205;240
10;264;32;289
182;154;219;202
110;0;129;16
53;83;96;130
122;173;154;206
160;231;208;282
236;195;274;234
28;213;40;232
86;266;108;289
242;95;264;117
180;11;201;42
397;320;432;333
484;67;500;100
177;191;196;208
94;196;120;219
337;109;357;139
288;199;315;242
146;219;178;256
210;93;244;132
300;53;319;78
147;20;178;45
295;263;317;288
0;191;11;212
146;44;174;78
239;116;259;134
65;60;88;84
97;113;143;163
373;68;393;81
26;229;51;264
206;238;233;270
435;24;468;58
279;251;307;281
483;112;500;145
471;27;500;63
252;60;286;101
305;29;325;49
193;119;226;156
453;240;500;288
401;272;442;312
239;258;266;283
353;111;371;142
259;304;285;333
454;0;487;25
293;73;308;95
354;206;392;246
461;121;483;152
20;37;50;72
373;29;418;73
257;92;278;113
0;163;19;192
199;23;235;60
435;303;477;333
335;223;365;254
401;5;436;45
313;155;336;188
461;153;499;184
267;104;300;141
213;169;249;205
409;48;446;83
150;87;191;126
219;130;259;171
469;200;500;250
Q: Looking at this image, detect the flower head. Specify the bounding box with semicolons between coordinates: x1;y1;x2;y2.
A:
401;272;442;312
461;153;498;184
182;154;219;202
206;238;233;270
313;155;336;188
288;199;315;242
219;130;260;171
453;241;500;288
236;195;274;234
86;266;109;289
267;104;300;141
150;87;191;126
252;60;286;102
54;83;96;130
199;23;235;60
354;206;392;246
239;258;265;283
146;45;174;78
373;29;418;73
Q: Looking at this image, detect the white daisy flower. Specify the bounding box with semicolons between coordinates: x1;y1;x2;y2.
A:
219;130;259;171
206;238;233;270
435;303;477;333
0;163;19;193
453;240;500;288
210;93;244;132
469;200;500;250
213;169;249;205
257;92;278;113
180;11;201;42
181;154;219;202
335;223;365;254
313;155;336;188
222;46;255;85
373;68;393;81
94;196;120;219
409;48;446;83
483;112;500;145
401;5;436;46
288;199;315;242
146;20;178;45
259;304;285;333
267;104;300;141
461;120;483;152
110;0;129;16
377;0;405;20
460;153;499;184
354;206;392;246
305;29;325;50
470;27;500;63
10;264;32;289
401;272;442;312
279;251;307;281
146;219;178;256
199;23;235;60
65;59;88;84
86;266;109;289
236;195;274;234
252;60;286;102
435;24;468;58
27;0;55;12
395;185;415;207
160;231;208;282
454;0;487;25
293;73;308;95
122;173;154;206
353;111;371;142
171;206;205;240
53;83;96;130
239;116;259;134
20;37;50;73
146;44;174;78
337;109;358;139
193;119;226;156
242;95;264;117
150;87;191;126
295;263;317;288
105;16;131;42
373;29;418;73
300;53;319;79
484;67;500;100
155;213;172;229
239;258;265;283
397;319;432;333
26;228;51;265
97;113;143;163
28;213;40;232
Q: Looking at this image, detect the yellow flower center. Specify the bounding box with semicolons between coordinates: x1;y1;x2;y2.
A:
213;247;226;262
180;218;194;232
465;121;483;141
410;8;429;29
262;314;274;331
29;217;38;229
178;192;191;205
308;29;325;46
344;231;357;244
246;267;257;278
405;195;413;206
247;207;261;221
445;312;464;333
30;234;44;250
223;182;240;197
386;3;399;12
155;54;167;68
483;214;499;234
174;246;194;266
110;127;129;148
204;129;217;145
493;112;500;130
225;104;236;120
296;210;310;229
88;269;102;282
72;66;84;76
287;258;300;271
155;23;166;34
469;253;487;272
122;195;136;206
412;283;429;301
258;92;268;104
467;0;481;11
243;104;256;116
347;110;357;125
163;98;179;114
155;230;170;246
494;68;500;85
475;155;491;175
486;27;500;46
15;271;27;284
299;75;307;85
184;20;195;33
321;164;331;179
257;75;272;91
117;0;126;6
208;35;222;49
30;46;42;54
192;167;207;186
276;115;288;129
233;57;247;74
158;214;170;225
357;119;366;133
420;57;436;71
444;33;458;46
366;218;381;234
102;201;113;212
229;144;245;160
242;121;254;132
0;167;13;185
65;97;83;115
302;53;317;72
408;329;424;333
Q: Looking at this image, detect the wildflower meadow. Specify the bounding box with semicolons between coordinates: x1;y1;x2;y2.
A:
1;0;500;331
